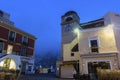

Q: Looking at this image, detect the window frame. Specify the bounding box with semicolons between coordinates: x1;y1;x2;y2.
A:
22;36;28;45
88;37;100;47
9;31;16;42
88;37;100;53
20;47;26;56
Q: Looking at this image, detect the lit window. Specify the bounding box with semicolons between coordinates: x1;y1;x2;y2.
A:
9;59;16;70
7;45;13;54
0;61;4;67
0;58;16;70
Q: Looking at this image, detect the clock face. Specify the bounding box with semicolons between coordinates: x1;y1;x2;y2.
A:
64;24;72;32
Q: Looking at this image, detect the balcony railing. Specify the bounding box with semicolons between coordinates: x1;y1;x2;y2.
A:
91;47;99;53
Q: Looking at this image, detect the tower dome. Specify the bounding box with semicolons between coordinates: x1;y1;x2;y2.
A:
64;11;78;16
61;10;80;24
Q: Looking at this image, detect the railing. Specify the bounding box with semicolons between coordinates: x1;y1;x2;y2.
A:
97;69;120;80
0;53;7;58
0;69;20;80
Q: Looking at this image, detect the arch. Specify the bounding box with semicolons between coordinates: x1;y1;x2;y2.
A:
65;17;73;22
0;55;21;70
0;55;21;80
0;58;16;70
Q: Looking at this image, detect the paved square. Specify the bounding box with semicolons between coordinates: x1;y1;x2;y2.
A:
18;73;73;80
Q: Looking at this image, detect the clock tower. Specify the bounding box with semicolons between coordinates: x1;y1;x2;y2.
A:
61;11;80;44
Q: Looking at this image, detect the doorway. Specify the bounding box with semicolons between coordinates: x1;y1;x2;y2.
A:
88;61;110;80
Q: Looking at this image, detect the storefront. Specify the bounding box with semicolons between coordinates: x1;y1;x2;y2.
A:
0;54;21;80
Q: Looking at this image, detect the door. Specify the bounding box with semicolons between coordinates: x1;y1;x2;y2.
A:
88;61;110;80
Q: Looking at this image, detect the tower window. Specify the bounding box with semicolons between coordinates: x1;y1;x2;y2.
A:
66;17;73;22
64;25;72;32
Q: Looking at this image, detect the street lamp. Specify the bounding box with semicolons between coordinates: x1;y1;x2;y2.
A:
74;28;80;42
73;28;80;52
73;28;80;75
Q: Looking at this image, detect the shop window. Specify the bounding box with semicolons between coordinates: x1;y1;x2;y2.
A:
66;17;73;22
0;58;16;70
0;58;20;80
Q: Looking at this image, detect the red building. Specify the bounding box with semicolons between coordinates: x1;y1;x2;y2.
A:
0;10;36;74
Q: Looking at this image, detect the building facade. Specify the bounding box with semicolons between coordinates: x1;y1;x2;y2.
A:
56;11;120;78
0;10;36;74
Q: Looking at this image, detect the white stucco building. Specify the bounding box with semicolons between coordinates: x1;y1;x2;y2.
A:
56;11;120;79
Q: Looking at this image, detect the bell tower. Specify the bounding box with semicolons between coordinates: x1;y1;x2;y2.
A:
61;11;80;44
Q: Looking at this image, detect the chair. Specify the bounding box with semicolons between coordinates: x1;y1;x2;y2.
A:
0;72;5;80
10;74;16;80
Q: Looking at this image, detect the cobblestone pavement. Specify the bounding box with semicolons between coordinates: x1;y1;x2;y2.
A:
18;73;73;80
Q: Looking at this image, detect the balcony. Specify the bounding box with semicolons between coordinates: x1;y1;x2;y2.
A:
91;47;99;53
22;42;28;46
9;37;15;42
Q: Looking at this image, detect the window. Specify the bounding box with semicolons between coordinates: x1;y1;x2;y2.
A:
7;45;13;54
0;42;3;53
9;31;15;41
90;40;98;47
64;24;72;32
71;53;74;56
71;43;78;52
66;17;73;22
0;58;16;70
28;65;32;71
21;48;26;56
22;36;28;45
90;39;99;53
89;37;100;53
